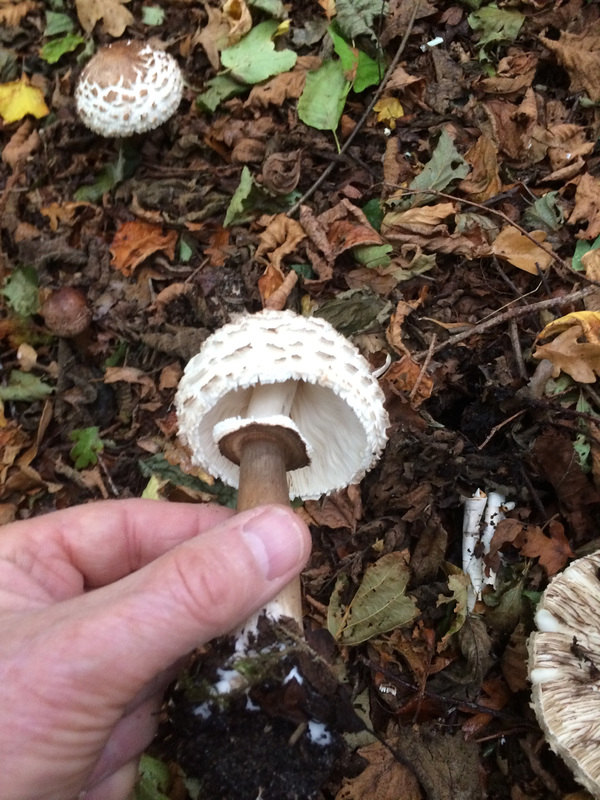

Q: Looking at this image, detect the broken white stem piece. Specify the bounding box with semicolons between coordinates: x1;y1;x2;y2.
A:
463;489;515;611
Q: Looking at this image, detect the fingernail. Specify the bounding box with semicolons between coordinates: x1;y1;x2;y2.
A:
241;507;308;581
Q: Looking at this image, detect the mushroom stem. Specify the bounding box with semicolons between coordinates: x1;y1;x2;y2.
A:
236;432;303;628
246;379;298;419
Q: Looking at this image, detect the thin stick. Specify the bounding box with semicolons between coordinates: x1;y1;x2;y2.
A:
409;333;436;403
414;285;595;360
287;0;419;216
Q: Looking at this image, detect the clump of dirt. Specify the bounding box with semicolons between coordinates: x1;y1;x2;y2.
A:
166;621;346;799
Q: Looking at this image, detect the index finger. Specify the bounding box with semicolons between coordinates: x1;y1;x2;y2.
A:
0;499;235;589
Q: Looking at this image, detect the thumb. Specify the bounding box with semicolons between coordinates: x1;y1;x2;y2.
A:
55;505;312;701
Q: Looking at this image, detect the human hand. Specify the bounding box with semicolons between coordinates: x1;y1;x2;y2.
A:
0;499;311;800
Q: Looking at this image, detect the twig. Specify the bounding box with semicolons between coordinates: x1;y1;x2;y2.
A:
287;0;420;216
409;332;436;403
508;318;527;379
414;285;595;359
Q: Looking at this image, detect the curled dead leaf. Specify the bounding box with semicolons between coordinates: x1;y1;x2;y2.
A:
261;150;302;194
534;311;600;383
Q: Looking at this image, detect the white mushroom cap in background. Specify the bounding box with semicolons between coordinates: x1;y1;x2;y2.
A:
75;40;183;137
528;551;600;798
175;309;389;500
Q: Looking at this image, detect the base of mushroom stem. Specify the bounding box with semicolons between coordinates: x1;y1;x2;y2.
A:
166;613;345;800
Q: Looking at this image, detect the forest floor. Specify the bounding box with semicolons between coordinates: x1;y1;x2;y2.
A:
2;0;600;798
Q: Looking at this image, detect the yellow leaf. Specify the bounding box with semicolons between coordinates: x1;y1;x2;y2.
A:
0;78;49;123
373;97;404;130
538;310;600;344
491;227;553;274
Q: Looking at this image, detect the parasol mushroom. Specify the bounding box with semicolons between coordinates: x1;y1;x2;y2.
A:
173;308;389;798
176;307;389;634
75;39;183;137
528;551;600;797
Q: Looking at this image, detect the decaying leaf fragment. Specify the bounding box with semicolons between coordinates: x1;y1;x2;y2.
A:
534;311;600;383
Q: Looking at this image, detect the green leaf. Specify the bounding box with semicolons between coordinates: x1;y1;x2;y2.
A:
221;21;297;84
352;243;393;268
361;198;384;230
1;265;39;316
314;288;392;336
69;427;105;469
247;0;287;17
572;234;600;272
334;0;386;41
138;454;238;508
290;263;317;280
522;191;563;233
75;145;140;201
0;371;53;402
44;10;74;35
40;33;85;64
468;5;525;51
224;166;255;227
141;474;166;500
405;128;469;207
179;237;193;262
135;754;171;800
196;75;247;113
141;5;165;25
223;167;296;226
328;23;382;93
298;60;350;131
328;552;419;645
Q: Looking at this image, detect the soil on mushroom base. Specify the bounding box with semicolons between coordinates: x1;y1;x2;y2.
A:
164;623;348;800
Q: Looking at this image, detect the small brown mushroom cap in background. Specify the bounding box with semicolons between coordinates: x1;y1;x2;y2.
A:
41;287;92;338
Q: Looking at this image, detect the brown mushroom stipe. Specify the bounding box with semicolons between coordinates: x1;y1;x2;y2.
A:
75;40;183;137
528;551;600;798
169;309;389;800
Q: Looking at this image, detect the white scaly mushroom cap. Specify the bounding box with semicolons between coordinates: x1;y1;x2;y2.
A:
176;309;389;500
75;40;183;137
528;551;600;798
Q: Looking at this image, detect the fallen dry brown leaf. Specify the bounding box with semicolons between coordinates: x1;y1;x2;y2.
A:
109;220;178;276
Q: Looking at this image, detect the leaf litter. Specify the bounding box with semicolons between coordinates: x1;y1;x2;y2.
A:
3;0;600;797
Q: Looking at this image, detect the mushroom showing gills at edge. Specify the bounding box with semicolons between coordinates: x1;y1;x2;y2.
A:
175;308;390;635
75;40;184;137
528;551;600;798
